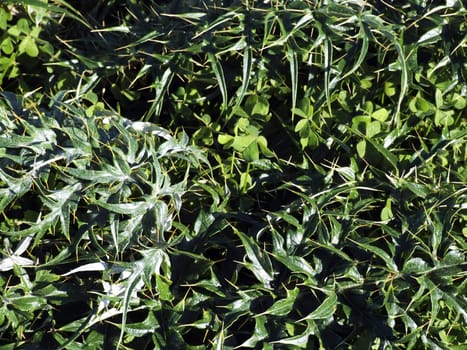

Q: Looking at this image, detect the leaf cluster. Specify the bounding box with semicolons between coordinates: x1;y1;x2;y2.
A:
0;0;466;349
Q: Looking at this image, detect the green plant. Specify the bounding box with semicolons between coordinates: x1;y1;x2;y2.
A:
0;0;466;348
0;90;209;348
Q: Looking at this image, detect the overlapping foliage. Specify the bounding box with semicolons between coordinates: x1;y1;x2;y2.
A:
0;0;466;349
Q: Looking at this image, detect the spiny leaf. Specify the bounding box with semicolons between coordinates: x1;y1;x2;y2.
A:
258;287;299;317
350;239;398;272
234;229;274;287
298;292;337;321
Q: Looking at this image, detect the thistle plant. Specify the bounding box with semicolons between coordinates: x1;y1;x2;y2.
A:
0;0;466;349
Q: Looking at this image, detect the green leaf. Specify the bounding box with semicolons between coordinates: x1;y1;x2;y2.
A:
147;66;174;118
0;8;11;30
365;137;399;172
295;118;309;132
403;258;430;274
429;213;443;255
366;120;381;138
409;95;436;114
299;292;337;321
17;17;30;33
251;95;269;117
434;109;454;127
273;321;315;348
10;296;47;311
19;36;39;57
234;229;274;287
338;21;370;83
117;266;145;348
1;37;14;55
231;134;256;152
323;37;333;115
62;261;108;276
287;48;298;119
435;89;444;108
371;108;389;122
273;254;317;279
451;93;466;110
259;287;299;316
380;199;393;221
237;315;268;348
256;136;275;157
94;200;151;216
243;141;259;162
5;0;89;29
357;140;366;158
417;26;442;45
156;274;173;301
402;258;430;274
402;181;429;198
352;239;398;272
235;45;252;108
207;51;228;110
384;82;396;97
